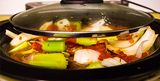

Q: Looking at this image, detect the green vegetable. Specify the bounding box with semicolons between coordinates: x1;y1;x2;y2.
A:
76;38;97;46
97;36;118;42
9;41;29;53
87;62;104;69
21;49;36;55
28;53;68;69
42;40;67;52
70;21;82;31
53;33;74;37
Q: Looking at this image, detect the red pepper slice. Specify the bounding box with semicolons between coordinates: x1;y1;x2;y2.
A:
47;24;58;31
30;42;42;51
19;36;22;40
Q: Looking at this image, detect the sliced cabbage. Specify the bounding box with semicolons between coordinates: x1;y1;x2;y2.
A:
101;57;126;67
8;41;29;53
5;30;18;39
5;30;37;46
113;57;127;64
10;33;37;46
106;26;158;56
122;27;158;56
136;34;158;58
109;27;147;48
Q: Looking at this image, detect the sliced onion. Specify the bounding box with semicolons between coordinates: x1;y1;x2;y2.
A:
101;61;115;67
101;58;121;67
122;27;157;56
136;40;148;58
74;49;100;64
109;27;147;48
113;57;127;64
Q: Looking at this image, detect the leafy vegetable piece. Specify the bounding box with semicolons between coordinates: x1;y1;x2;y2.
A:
87;62;104;69
101;57;123;67
42;40;67;52
5;30;18;38
108;27;146;48
21;49;36;55
28;53;68;69
109;37;139;48
135;40;148;58
9;41;29;53
113;57;126;64
5;30;37;46
136;34;158;58
122;26;158;56
102;58;121;65
10;33;37;46
106;26;158;56
76;38;97;46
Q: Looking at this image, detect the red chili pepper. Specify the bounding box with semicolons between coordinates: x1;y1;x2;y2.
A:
47;24;58;31
30;42;42;51
65;25;77;32
98;52;112;61
127;34;133;40
65;38;77;47
19;36;22;40
118;53;135;63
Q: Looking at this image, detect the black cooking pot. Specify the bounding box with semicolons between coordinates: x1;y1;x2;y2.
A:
1;20;160;81
1;0;160;81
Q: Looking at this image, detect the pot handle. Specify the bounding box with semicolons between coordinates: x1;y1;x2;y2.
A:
122;0;160;14
61;0;103;4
